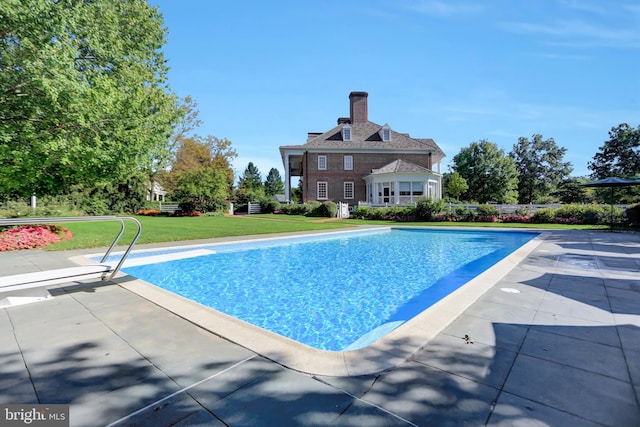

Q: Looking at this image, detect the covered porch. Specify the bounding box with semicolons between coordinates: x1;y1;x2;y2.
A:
363;159;442;205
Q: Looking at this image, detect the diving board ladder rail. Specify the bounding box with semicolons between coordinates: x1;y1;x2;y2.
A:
0;216;142;282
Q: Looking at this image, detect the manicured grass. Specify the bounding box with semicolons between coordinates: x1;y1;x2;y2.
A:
44;214;608;251
46;215;355;250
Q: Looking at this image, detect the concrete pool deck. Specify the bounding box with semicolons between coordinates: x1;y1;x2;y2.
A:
1;229;639;426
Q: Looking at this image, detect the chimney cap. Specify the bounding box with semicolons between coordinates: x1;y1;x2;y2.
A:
349;91;368;98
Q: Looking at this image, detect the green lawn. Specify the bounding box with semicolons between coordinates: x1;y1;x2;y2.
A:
44;214;609;251
46;215;356;250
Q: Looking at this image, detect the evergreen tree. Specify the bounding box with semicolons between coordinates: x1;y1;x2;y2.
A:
236;162;264;203
264;168;285;197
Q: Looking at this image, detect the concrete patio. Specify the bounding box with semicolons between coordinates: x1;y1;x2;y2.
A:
0;229;639;426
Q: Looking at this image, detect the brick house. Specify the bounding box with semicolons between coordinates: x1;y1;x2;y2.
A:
279;92;445;206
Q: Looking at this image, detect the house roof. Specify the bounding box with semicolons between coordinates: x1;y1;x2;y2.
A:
302;121;445;157
369;159;434;175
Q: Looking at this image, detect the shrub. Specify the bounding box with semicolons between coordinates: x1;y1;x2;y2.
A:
279;202;316;216
136;209;163;216
308;201;337;218
352;206;372;219
555;204;606;225
384;206;416;222
0;225;72;251
626;203;640;225
501;215;532;223
177;197;227;214
453;206;475;222
532;208;556;224
475;215;498;222
514;206;531;216
260;200;281;214
476;204;500;216
415;198;445;221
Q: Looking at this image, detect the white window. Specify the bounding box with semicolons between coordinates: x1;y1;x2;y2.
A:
342;124;352;141
318;155;327;170
344;155;353;170
381;124;391;141
317;182;328;199
344;182;354;199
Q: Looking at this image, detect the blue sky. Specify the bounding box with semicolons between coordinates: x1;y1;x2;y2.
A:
150;0;639;179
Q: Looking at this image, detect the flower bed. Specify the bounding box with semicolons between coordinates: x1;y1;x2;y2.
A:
0;225;73;251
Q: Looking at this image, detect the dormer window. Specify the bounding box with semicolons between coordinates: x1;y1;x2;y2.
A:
342;124;352;141
381;124;391;142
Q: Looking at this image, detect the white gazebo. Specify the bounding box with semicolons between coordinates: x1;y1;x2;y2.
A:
363;159;442;205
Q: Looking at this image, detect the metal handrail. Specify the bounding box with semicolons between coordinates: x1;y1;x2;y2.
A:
0;216;142;281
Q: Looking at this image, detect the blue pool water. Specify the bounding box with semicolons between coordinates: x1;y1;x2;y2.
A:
120;228;537;351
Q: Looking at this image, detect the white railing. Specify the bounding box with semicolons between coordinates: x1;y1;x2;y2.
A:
0;216;141;291
247;202;261;214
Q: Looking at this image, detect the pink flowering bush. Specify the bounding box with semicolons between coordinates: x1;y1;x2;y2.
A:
0;225;73;251
500;215;533;223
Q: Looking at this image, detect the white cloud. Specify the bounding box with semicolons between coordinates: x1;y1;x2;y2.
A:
501;18;640;49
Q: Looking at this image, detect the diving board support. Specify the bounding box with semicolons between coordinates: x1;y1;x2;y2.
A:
0;216;142;291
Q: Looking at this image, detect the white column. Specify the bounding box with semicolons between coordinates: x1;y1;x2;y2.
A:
284;153;291;202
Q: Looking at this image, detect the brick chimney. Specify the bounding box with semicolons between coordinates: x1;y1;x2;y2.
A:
349;92;368;124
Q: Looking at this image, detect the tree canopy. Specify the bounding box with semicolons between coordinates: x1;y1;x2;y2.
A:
444;170;468;202
588;123;640;179
452;140;518;203
264;168;284;197
0;0;181;197
236;162;264;203
510;134;573;204
587;123;640;204
165;135;236;199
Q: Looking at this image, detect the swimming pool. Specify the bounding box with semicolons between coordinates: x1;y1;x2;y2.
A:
117;228;538;352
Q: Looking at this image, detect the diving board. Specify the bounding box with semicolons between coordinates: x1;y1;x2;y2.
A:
0;265;112;293
0;216;141;298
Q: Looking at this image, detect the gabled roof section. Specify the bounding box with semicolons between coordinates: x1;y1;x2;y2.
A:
304;122;436;151
415;138;445;158
370;159;433;175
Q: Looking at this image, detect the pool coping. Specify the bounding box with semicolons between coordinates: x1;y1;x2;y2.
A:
76;227;549;377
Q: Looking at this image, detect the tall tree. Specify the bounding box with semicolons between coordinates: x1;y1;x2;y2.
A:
0;0;181;197
236;162;264;203
588;123;640;179
174;167;229;202
510;134;573;204
588;123;640;204
452;140;518;203
208;136;237;192
167;136;236;198
264;168;284;197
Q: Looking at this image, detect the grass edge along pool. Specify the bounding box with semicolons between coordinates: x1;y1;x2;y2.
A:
119;228;538;352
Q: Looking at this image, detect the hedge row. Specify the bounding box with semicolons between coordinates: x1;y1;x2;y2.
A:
351;203;629;225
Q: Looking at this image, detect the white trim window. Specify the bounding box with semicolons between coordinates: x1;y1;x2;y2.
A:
317;181;328;200
318;155;327;170
344;181;354;199
381;124;391;141
344;155;353;170
342;124;352;141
